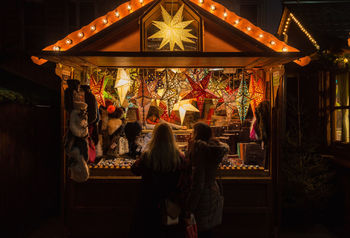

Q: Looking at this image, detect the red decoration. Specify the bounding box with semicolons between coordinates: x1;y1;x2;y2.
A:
182;72;218;115
90;74;106;107
249;74;265;117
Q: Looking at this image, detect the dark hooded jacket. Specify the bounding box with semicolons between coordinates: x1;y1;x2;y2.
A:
186;139;229;231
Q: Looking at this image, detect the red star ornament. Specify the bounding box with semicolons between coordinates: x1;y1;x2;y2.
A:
249;74;265;117
182;71;218;115
132;76;152;124
90;74;106;107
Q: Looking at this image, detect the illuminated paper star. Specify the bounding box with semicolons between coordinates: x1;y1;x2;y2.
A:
161;70;181;116
147;72;163;106
182;71;218;115
216;88;237;120
148;4;197;51
132;77;152;124
249;74;265;117
173;99;199;125
90;74;106;107
235;78;252;123
114;68;132;105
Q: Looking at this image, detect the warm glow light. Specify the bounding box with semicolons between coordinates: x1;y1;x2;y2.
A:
148;4;197;51
344;58;349;63
102;18;108;24
65;39;72;44
199;0;204;3
224;12;228;18
282;47;288;52
246;26;251;31
234;19;240;24
139;0;144;3
270;40;276;45
115;11;120;17
211;5;216;11
53;46;60;51
259;33;263;38
127;4;132;10
78;32;84;38
90;25;96;31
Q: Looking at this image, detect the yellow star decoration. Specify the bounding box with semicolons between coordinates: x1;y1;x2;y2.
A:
114;68;132;105
148;4;197;51
173;99;199;125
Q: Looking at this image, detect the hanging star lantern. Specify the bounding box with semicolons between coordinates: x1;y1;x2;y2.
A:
249;74;265;117
173;99;199;125
147;71;164;106
148;4;197;51
114;68;132;105
132;76;152;124
90;73;107;107
160;70;181;116
182;71;218;115
235;77;252;123
216;87;237;120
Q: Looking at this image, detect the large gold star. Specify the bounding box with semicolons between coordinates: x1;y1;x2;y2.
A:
148;4;197;51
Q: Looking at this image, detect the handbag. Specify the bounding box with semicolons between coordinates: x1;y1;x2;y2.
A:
161;199;181;226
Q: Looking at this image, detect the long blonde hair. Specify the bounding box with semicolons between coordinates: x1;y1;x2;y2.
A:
145;123;180;172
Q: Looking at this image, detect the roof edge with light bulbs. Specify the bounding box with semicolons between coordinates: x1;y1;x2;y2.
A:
32;0;300;65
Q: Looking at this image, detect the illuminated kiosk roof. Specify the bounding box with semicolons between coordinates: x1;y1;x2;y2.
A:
32;0;302;68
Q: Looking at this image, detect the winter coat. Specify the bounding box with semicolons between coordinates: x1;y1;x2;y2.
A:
129;153;190;238
186;139;229;231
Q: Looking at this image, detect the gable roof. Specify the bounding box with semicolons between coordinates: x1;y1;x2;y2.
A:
40;0;299;53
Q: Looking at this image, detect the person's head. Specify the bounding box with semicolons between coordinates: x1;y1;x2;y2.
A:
193;122;212;142
147;106;160;121
146;123;180;172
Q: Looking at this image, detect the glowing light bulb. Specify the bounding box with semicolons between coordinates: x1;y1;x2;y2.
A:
246;26;251;31
65;39;72;44
53;46;60;51
282;47;288;52
102;18;108;24
270;40;276;45
127;4;132;11
234;19;240;24
224;12;227;18
259;33;263;38
90;25;96;31
139;0;144;3
115;11;120;17
344;58;348;63
78;32;84;38
211;5;216;11
199;0;204;3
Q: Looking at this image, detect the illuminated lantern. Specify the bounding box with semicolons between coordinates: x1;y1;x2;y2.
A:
114;68;132;105
249;74;265;117
90;73;107;107
182;71;218;115
132;77;152;124
173;99;199;125
235;77;251;123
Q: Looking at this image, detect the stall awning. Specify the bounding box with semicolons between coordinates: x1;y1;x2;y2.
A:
36;51;302;69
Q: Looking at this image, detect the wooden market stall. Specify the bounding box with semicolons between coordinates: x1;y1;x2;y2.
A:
32;0;302;237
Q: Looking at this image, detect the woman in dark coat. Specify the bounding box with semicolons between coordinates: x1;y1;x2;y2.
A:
185;122;229;238
130;123;189;238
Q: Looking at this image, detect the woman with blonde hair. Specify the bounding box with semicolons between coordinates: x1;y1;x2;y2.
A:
130;123;190;238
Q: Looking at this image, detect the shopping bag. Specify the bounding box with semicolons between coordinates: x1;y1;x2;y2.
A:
186;214;197;238
161;199;181;225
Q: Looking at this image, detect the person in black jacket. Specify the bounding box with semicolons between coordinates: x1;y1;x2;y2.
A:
185;122;229;238
130;123;190;238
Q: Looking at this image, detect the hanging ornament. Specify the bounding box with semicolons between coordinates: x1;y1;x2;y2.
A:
173;99;199;125
235;75;252;123
249;74;265;117
182;71;218;115
90;73;107;107
160;69;181;116
216;88;237;121
147;71;164;106
148;4;197;51
114;68;132;105
132;76;152;125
